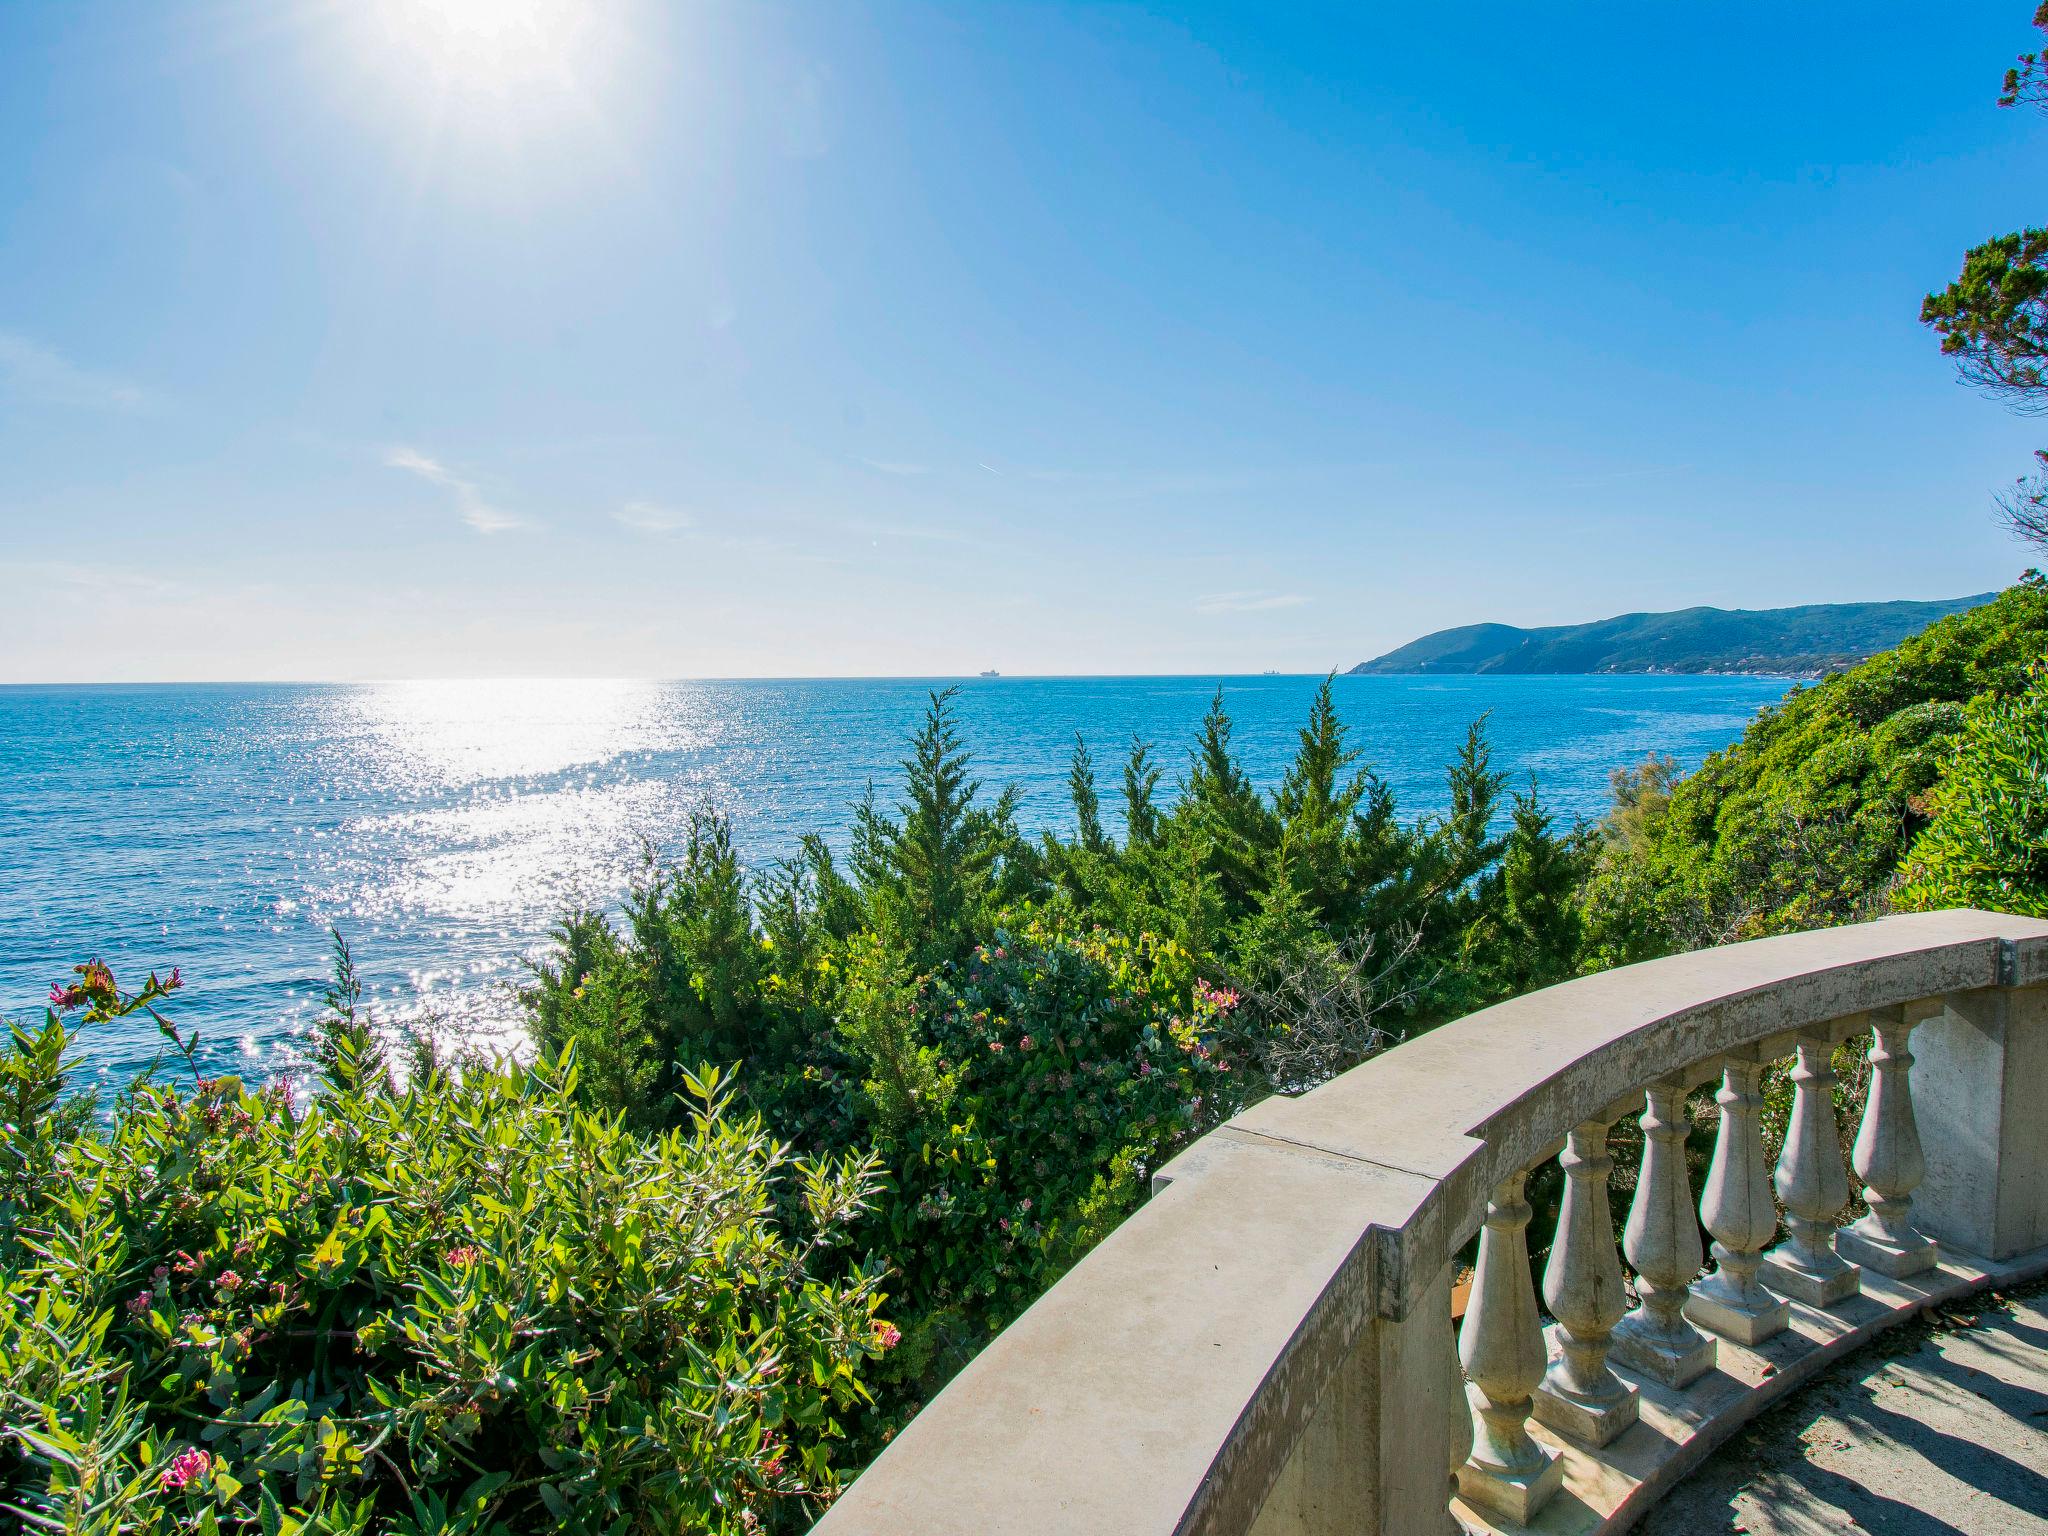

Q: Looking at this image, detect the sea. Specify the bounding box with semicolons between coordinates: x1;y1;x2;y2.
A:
0;674;1792;1086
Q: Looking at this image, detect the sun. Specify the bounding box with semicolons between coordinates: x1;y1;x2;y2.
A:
350;0;630;117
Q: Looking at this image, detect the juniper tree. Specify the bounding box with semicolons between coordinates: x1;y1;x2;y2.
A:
1122;736;1162;847
855;687;1029;960
1068;733;1108;854
1184;689;1275;917
1273;676;1372;921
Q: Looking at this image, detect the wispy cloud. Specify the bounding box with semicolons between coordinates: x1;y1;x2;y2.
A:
0;332;149;411
1197;590;1311;614
1;558;175;596
613;500;691;534
384;447;527;534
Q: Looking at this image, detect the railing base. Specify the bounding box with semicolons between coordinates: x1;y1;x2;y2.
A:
1681;1283;1790;1348
1456;1438;1566;1527
1531;1334;1640;1448
1451;1240;2048;1535
1756;1248;1861;1307
1608;1320;1716;1389
1837;1219;1940;1279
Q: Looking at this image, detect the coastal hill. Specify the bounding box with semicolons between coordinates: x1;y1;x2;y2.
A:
1350;594;1997;678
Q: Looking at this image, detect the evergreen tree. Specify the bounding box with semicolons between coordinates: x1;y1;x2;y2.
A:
1461;783;1591;1000
1068;733;1108;854
1183;689;1275;916
853;688;1032;960
1444;714;1509;875
1122;735;1162;847
896;688;978;946
1274;676;1371;919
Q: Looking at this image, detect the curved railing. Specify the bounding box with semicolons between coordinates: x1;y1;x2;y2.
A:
815;909;2048;1535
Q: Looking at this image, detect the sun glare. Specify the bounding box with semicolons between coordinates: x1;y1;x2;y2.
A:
366;0;589;95
340;0;645;140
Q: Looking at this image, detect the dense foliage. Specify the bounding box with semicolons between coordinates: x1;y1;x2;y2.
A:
1581;576;2048;958
1897;668;2048;918
1;965;891;1536
522;679;1593;1427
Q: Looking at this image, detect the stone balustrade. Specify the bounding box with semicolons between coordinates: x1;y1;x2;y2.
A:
813;910;2048;1535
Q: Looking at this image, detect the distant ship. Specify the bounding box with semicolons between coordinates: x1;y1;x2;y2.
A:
978;669;1001;678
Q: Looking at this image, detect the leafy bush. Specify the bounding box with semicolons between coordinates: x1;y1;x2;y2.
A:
1897;669;2048;918
1;966;891;1536
844;913;1238;1398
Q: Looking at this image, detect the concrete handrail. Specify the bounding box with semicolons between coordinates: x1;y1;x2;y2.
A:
816;910;2048;1536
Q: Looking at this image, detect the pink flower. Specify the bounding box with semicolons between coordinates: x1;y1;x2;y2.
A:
126;1291;152;1317
158;1448;211;1491
987;1041;1004;1054
164;967;183;992
443;1244;482;1267
874;1322;902;1351
1019;1034;1034;1051
216;1270;243;1293
152;1264;170;1281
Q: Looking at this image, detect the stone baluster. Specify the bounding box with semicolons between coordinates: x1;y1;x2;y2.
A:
1685;1057;1792;1344
1457;1169;1564;1524
1837;1009;1938;1278
1612;1078;1717;1386
1759;1030;1862;1306
1532;1114;1639;1445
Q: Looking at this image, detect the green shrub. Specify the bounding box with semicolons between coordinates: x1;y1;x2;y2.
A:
1;967;891;1536
1897;670;2048;918
845;913;1238;1401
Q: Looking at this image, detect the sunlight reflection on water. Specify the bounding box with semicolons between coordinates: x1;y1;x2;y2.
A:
0;674;1792;1083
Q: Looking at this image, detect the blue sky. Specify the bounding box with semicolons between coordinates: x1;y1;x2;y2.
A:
2;1;2044;681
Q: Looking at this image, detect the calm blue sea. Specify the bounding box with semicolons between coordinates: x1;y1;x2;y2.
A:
0;674;1790;1084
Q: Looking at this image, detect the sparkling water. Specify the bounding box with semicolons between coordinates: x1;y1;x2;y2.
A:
0;674;1790;1083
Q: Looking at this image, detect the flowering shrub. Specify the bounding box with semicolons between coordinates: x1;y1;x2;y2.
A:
0;968;892;1536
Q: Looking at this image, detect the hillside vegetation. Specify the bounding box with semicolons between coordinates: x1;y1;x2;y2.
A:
1582;575;2048;958
1351;594;1994;677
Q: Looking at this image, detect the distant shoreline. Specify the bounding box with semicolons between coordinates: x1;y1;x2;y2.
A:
1352;594;1995;680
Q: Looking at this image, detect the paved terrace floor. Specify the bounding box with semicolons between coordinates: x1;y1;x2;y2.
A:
1641;1278;2048;1535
